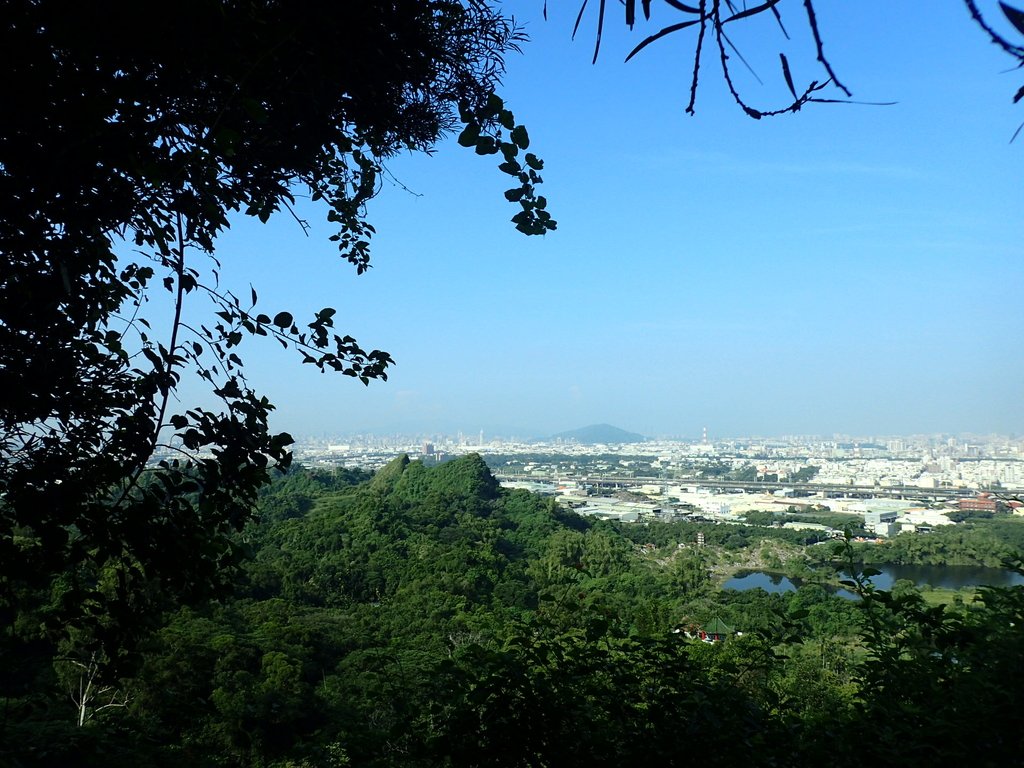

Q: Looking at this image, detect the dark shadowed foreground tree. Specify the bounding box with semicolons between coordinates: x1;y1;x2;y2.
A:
0;0;553;675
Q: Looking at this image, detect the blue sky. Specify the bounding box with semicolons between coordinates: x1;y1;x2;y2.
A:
195;1;1022;439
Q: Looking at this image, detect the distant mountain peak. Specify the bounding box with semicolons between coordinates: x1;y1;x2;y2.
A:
548;423;646;444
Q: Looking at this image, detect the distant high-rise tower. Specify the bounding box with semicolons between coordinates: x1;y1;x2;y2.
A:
479;429;484;446
702;426;708;443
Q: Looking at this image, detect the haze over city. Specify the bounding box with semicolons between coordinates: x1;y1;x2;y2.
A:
179;1;1021;439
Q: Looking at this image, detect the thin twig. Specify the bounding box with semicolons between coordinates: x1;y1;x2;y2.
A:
713;0;761;118
151;212;187;451
281;201;312;236
803;0;852;96
719;28;764;84
963;0;1024;57
109;213;189;512
686;0;708;114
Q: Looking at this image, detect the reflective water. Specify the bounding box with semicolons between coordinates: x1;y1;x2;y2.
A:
723;571;800;594
724;565;1024;595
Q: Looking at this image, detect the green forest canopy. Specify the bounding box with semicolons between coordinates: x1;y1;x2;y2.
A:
4;455;1024;766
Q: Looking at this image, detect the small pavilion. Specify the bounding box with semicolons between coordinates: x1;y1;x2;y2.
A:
696;617;733;643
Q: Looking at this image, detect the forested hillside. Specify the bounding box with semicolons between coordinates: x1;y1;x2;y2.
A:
4;455;1023;766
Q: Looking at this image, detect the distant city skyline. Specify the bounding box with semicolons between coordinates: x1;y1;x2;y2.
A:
284;425;1023;444
189;2;1023;441
273;426;1024;496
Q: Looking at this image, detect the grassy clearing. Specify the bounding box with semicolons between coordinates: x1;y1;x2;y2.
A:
918;586;976;606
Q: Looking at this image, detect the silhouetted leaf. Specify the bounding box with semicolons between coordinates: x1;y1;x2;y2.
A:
475;136;498;155
593;0;607;64
572;0;590;40
511;125;530;150
457;123;480;147
780;53;797;99
625;20;700;62
664;0;701;12
1000;2;1024;35
723;0;782;24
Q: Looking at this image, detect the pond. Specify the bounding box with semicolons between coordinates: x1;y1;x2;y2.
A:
724;571;802;594
724;565;1024;597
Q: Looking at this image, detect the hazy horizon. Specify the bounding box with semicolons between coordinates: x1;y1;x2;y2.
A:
284;422;1021;444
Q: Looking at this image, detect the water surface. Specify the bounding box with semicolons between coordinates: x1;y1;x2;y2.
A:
724;565;1024;596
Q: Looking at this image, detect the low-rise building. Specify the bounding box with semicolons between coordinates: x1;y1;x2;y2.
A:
864;510;898;536
959;493;999;514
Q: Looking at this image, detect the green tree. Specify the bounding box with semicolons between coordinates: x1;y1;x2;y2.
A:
744;510;777;527
671;548;711;597
0;0;553;676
